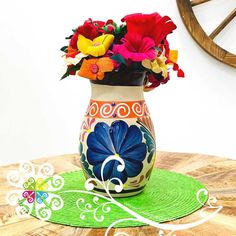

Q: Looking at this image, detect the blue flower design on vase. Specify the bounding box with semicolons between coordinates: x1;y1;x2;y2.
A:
86;120;147;184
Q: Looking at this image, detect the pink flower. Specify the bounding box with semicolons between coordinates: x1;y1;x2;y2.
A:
112;33;156;62
80;118;95;141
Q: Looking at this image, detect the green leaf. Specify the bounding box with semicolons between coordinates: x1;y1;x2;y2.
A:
60;46;68;53
114;27;120;34
147;150;155;163
111;54;126;65
61;72;69;80
103;25;108;32
60;61;82;80
139;122;156;162
113;22;118;28
65;35;73;40
114;24;127;38
81;154;86;162
79;142;83;155
87;169;93;176
82;162;89;169
61;69;71;80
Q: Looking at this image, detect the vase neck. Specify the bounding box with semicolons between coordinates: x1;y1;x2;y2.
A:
90;83;144;101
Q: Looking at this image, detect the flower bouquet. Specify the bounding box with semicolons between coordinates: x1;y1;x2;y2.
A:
61;13;184;197
61;12;184;91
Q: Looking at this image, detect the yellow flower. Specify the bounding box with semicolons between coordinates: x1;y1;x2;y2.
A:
77;34;114;57
169;50;178;63
142;55;168;79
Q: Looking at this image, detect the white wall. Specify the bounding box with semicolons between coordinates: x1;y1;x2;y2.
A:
0;0;236;165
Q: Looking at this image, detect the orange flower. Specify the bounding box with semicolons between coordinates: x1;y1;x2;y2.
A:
66;46;78;58
78;57;114;80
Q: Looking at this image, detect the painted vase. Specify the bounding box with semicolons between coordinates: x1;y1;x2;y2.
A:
79;72;156;197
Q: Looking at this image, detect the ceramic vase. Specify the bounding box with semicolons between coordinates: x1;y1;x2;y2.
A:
79;72;156;197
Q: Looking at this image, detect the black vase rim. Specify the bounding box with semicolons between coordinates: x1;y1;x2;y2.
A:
90;71;147;86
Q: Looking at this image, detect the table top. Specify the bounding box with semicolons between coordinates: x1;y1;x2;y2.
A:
0;152;235;236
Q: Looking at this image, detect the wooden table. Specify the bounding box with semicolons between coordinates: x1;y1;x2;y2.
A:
0;152;236;236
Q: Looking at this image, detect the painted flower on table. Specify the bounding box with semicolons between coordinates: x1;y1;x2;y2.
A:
122;13;177;45
78;34;114;57
112;32;156;62
6;161;65;221
78;57;114;80
86;120;147;183
22;177;49;204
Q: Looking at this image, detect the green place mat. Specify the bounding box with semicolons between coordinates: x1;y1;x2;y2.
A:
32;169;208;228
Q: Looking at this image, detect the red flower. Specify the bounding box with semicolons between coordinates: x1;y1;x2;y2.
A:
69;19;105;49
101;19;116;34
112;32;156;62
122;13;177;45
69;32;79;49
78;19;105;40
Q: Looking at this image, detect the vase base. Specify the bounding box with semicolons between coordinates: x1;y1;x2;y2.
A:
92;186;145;198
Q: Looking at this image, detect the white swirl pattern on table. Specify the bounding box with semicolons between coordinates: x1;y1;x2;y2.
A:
61;154;223;236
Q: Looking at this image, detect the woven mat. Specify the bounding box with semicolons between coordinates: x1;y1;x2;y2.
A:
32;169;208;228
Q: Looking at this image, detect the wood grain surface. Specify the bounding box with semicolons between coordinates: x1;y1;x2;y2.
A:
0;152;236;236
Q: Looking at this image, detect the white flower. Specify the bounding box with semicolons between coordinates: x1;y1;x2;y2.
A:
6;161;64;220
64;53;88;66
